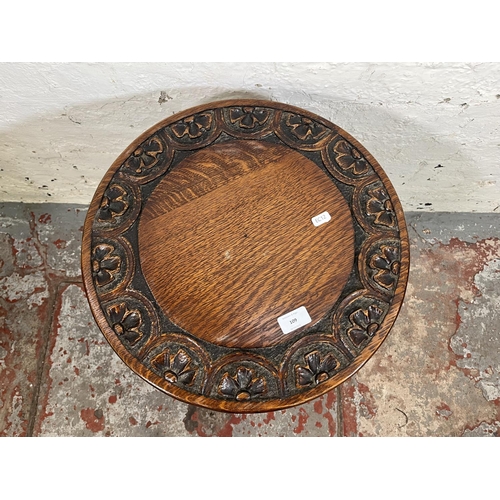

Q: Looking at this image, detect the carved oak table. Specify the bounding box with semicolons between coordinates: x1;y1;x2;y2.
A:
82;100;409;412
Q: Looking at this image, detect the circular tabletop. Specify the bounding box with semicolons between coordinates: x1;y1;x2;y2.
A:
82;100;409;413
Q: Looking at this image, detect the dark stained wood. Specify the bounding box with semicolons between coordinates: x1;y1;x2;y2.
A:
139;140;354;349
81;99;410;413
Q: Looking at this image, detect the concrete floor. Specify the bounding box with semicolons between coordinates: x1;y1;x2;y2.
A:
1;203;499;436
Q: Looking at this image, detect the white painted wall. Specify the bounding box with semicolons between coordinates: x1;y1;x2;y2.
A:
1;62;499;212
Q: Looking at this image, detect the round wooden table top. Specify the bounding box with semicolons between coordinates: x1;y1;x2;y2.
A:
82;100;409;413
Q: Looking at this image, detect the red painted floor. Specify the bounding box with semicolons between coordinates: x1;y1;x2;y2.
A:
1;204;499;436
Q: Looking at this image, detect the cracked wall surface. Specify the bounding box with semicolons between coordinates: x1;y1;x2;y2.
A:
1;62;500;212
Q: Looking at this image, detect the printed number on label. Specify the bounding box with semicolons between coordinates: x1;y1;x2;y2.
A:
277;306;312;334
312;211;331;227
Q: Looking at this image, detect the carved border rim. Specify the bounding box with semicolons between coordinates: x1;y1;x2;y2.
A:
81;99;410;413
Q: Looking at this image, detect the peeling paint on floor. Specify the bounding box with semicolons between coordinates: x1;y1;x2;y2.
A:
450;258;500;402
341;214;500;436
0;272;49;307
34;284;192;437
1;205;499;436
462;421;500;437
183;389;337;437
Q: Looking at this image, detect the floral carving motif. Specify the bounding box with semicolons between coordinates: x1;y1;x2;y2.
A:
366;186;396;228
229;107;269;129
347;305;384;346
85;102;408;409
370;245;400;290
92;243;120;287
171;113;213;139
124;136;163;174
98;184;128;222
285;114;327;141
219;367;266;401
295;351;338;387
333;139;370;175
108;303;143;345
152;349;196;385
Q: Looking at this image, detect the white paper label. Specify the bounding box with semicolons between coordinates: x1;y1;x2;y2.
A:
277;306;312;334
311;211;331;227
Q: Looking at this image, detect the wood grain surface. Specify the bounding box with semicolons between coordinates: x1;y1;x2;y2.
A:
81;99;409;413
139;140;354;348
